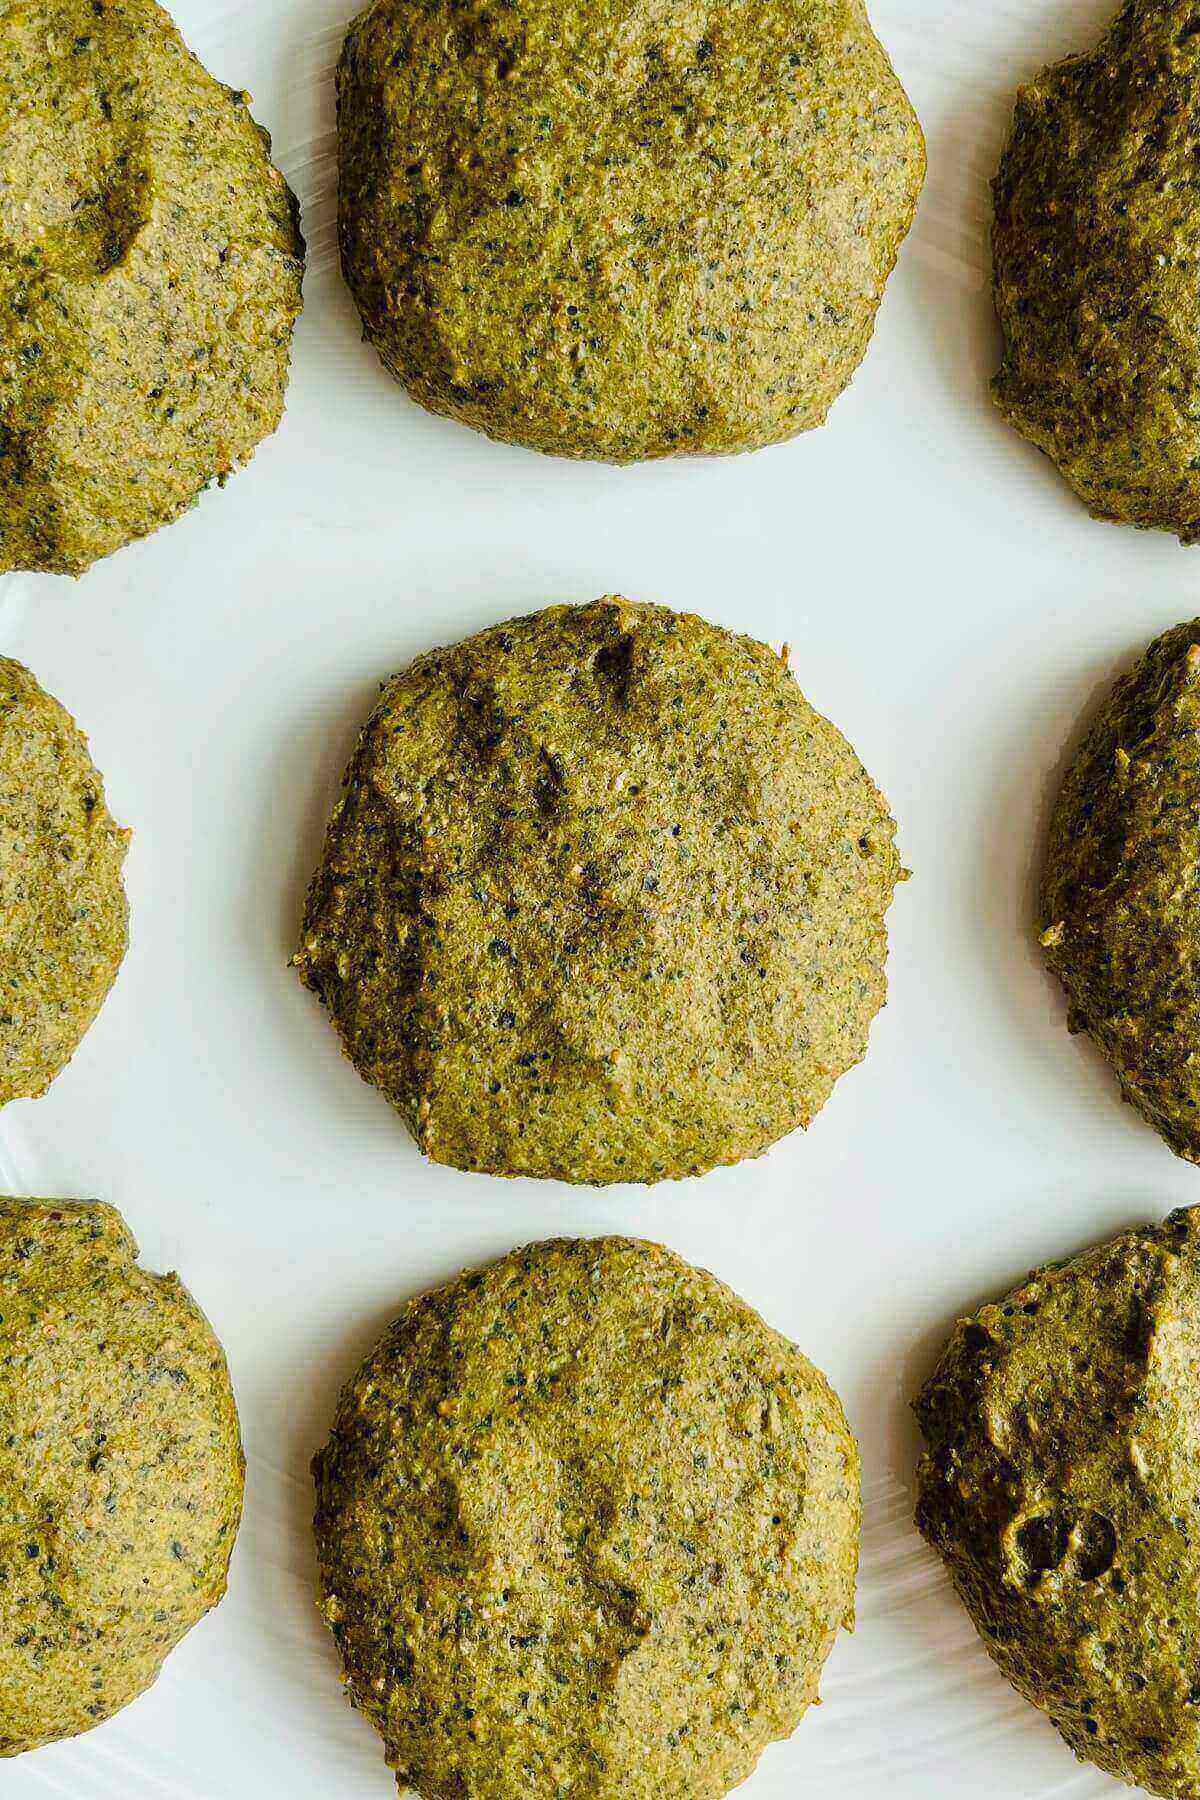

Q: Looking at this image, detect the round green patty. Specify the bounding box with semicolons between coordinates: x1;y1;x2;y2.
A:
916;1207;1200;1800
336;0;924;461
1041;620;1200;1163
0;1199;243;1756
993;0;1200;541
0;658;129;1106
313;1235;860;1800
0;0;305;577
295;597;903;1184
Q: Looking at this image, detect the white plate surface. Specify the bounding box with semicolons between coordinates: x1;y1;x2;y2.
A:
3;2;1194;1796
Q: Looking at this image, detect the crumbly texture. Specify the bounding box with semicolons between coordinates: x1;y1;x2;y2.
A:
295;597;903;1185
993;0;1200;542
0;1199;243;1756
1041;620;1200;1162
915;1208;1200;1800
336;0;924;462
0;658;129;1105
313;1235;860;1800
0;0;305;576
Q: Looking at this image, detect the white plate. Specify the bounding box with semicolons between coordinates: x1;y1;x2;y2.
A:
3;2;1192;1796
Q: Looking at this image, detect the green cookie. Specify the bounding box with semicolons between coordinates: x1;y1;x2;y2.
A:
0;1199;243;1755
337;0;924;460
994;0;1200;540
0;658;129;1106
1042;620;1200;1162
296;597;903;1184
0;0;305;575
314;1236;860;1800
917;1208;1200;1800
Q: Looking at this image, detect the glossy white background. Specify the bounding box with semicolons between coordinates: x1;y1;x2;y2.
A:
2;1;1194;1794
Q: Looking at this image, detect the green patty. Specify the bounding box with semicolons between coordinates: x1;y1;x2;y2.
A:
296;597;903;1184
1042;620;1200;1162
993;0;1200;540
0;0;305;576
0;658;128;1106
336;0;924;461
0;1199;243;1756
916;1208;1200;1800
314;1235;860;1800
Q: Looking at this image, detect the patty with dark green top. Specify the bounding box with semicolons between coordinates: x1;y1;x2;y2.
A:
295;597;903;1185
916;1208;1200;1800
1042;620;1200;1162
0;0;305;577
0;1199;243;1755
0;658;129;1105
336;0;924;461
314;1235;860;1800
993;0;1200;541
